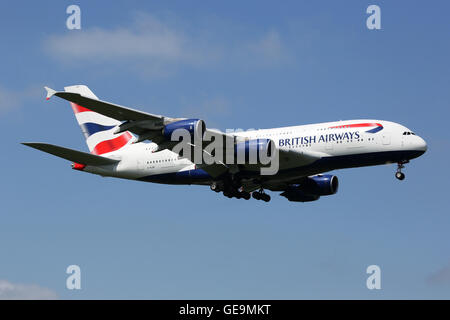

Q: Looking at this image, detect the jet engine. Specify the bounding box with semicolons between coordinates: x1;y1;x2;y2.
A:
163;119;205;139
281;174;339;202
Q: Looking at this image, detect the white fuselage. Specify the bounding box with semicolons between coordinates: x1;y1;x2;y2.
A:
82;119;427;185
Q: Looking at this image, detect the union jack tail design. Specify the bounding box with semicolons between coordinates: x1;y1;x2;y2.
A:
64;85;134;155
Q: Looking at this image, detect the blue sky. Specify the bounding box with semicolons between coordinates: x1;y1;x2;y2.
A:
0;0;449;299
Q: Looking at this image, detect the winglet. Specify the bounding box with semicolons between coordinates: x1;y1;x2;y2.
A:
44;86;57;100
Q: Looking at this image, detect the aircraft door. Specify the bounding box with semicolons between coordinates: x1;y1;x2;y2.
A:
137;159;145;170
382;132;391;145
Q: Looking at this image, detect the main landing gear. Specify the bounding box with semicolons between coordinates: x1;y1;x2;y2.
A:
395;161;408;181
252;189;271;202
211;182;251;200
210;182;270;202
223;189;251;200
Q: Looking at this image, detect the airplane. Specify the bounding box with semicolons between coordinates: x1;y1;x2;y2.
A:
22;85;427;203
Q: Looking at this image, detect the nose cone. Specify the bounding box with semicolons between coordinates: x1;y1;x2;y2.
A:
415;136;427;153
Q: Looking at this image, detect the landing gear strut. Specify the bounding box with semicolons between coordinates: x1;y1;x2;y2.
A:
395;161;408;181
252;189;271;202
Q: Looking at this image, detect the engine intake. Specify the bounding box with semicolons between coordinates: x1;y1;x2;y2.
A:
301;174;339;196
163;119;205;140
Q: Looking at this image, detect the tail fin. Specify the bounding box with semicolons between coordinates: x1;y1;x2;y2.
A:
64;85;134;155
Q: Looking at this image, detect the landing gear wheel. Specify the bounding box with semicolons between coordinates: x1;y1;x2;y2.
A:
395;172;405;181
210;182;220;192
241;192;251;200
395;161;408;181
252;189;270;202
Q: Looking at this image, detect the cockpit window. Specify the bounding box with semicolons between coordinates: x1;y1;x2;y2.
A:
403;131;415;135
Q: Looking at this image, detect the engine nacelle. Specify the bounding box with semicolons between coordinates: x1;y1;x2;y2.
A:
280;189;320;202
163;119;205;140
234;139;274;163
301;174;339;196
281;175;339;202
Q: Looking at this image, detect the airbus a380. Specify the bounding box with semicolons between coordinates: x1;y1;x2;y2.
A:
23;85;427;203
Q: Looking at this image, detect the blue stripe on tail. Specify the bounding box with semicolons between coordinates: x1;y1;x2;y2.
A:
80;122;116;139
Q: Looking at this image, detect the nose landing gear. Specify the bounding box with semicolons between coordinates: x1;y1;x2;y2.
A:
395;171;405;180
395;161;408;181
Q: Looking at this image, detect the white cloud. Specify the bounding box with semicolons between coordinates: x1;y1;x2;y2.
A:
0;280;58;300
46;20;183;61
427;264;450;285
0;85;42;116
182;96;230;117
44;13;290;76
180;96;231;128
0;86;20;113
248;30;290;64
44;13;215;71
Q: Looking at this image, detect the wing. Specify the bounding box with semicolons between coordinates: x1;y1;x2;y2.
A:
45;86;181;142
45;86;323;178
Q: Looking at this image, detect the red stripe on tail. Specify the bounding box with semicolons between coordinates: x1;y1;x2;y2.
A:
92;132;132;155
70;102;91;114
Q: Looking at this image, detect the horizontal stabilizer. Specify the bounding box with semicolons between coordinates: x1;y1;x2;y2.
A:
22;142;120;166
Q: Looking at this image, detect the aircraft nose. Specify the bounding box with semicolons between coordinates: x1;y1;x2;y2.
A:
416;136;427;153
